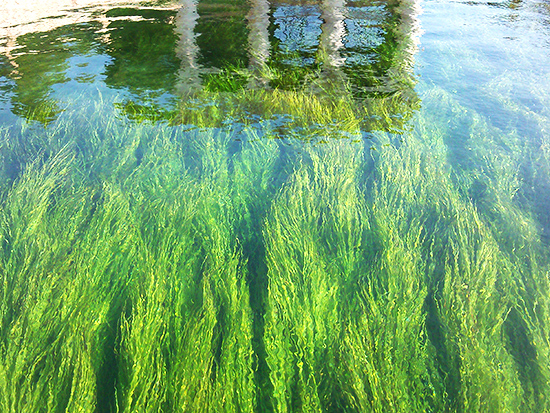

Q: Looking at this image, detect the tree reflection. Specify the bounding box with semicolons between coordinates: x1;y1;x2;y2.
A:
247;0;271;88
2;22;102;124
0;0;423;130
102;8;180;93
315;0;348;95
174;0;201;94
172;0;423;132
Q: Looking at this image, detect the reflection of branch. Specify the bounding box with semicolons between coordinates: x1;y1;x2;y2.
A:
315;0;347;95
174;0;201;94
247;0;270;67
396;0;424;70
319;0;346;68
247;0;271;88
4;36;20;74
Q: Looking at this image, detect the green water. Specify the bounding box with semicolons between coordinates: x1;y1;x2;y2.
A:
0;0;549;412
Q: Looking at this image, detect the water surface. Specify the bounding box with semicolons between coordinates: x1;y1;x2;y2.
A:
0;0;549;412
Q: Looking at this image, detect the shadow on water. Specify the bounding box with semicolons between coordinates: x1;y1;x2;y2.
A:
420;220;463;412
95;297;126;413
504;308;547;411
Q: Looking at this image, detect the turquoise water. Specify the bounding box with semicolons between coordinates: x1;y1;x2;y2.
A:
1;0;549;412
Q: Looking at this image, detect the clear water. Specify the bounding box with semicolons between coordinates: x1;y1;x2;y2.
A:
1;0;549;412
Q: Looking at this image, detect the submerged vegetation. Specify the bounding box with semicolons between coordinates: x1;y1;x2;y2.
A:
0;77;549;412
1;0;550;411
172;65;419;136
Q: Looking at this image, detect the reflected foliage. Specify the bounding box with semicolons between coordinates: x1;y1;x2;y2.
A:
4;22;102;124
103;9;180;93
196;0;250;69
0;0;419;131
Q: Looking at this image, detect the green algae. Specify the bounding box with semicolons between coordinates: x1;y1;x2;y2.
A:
0;79;548;412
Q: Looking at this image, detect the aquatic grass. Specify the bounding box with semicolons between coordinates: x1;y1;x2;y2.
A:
338;128;450;412
419;87;550;410
366;86;550;411
177;87;363;135
0;147;137;412
261;132;452;412
251;74;550;413
263;140;368;412
0;117;280;412
175;69;419;135
0;61;549;413
115;124;281;412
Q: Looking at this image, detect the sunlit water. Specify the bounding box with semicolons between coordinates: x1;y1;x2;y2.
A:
1;0;549;412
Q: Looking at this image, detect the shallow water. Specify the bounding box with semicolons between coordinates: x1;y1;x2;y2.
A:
1;0;549;412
